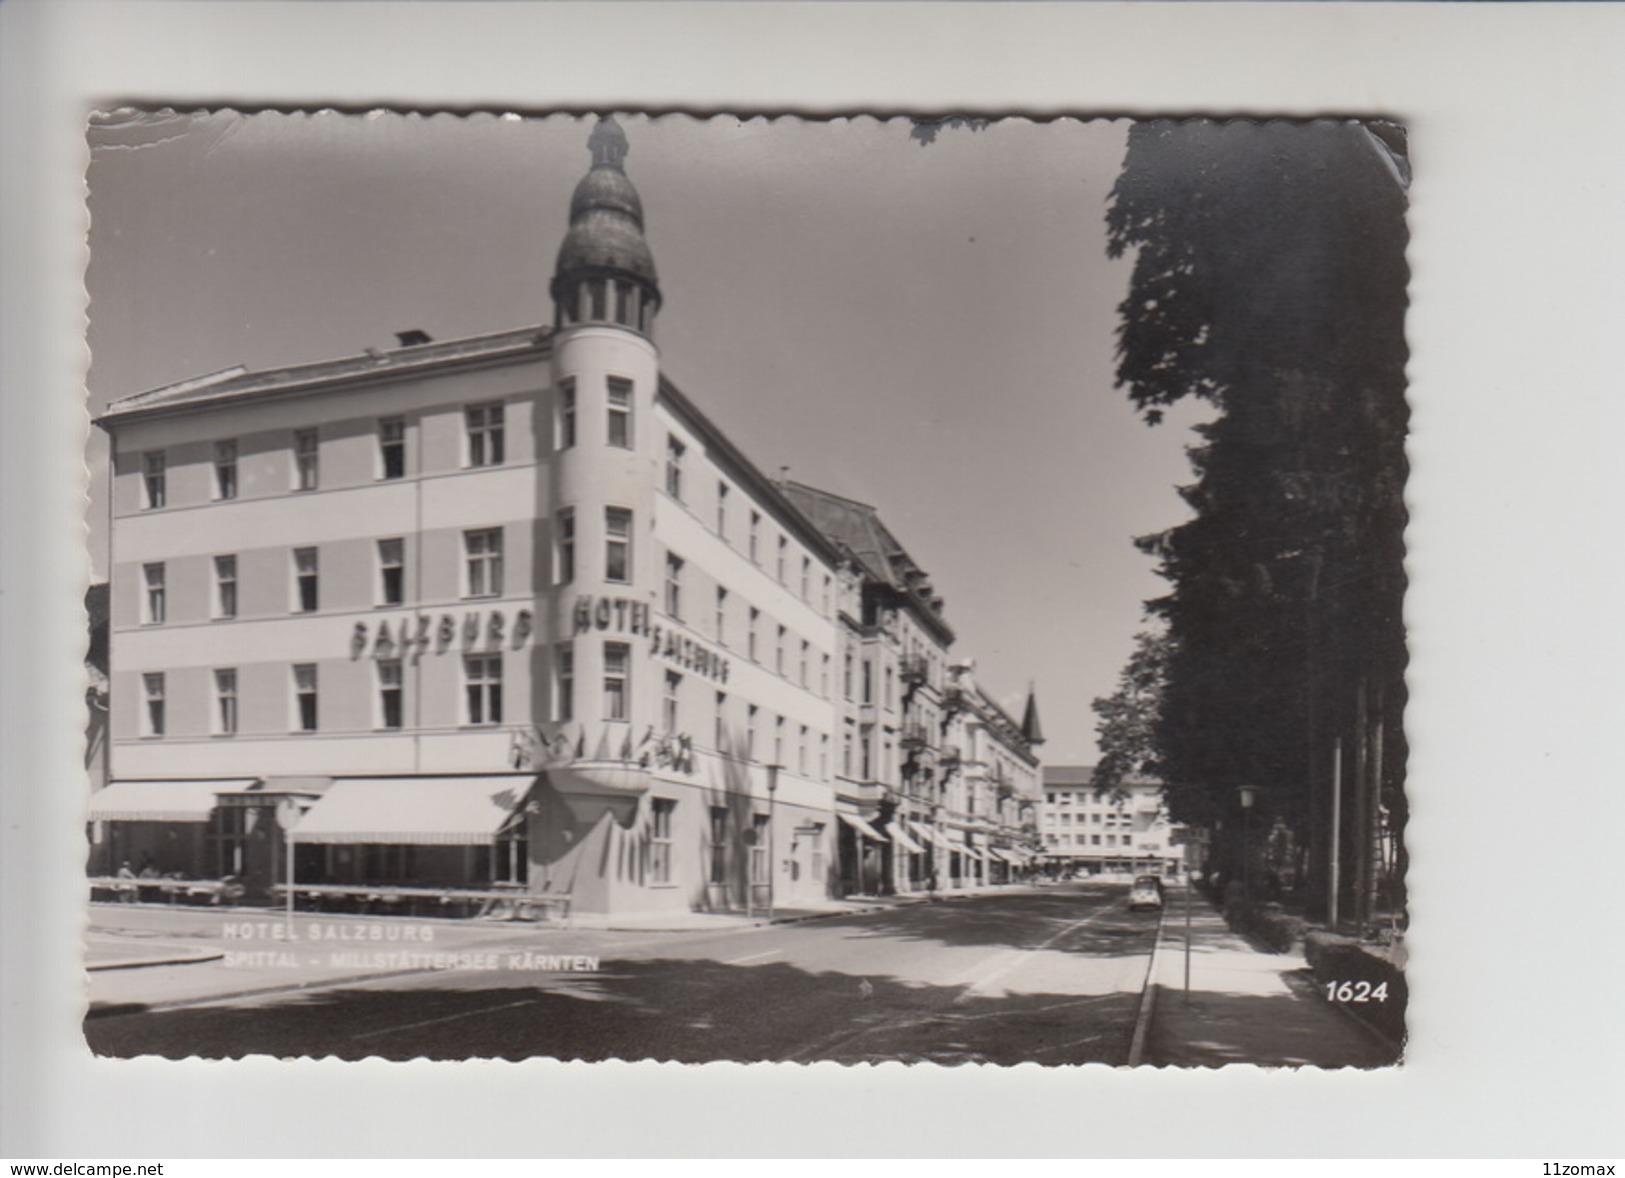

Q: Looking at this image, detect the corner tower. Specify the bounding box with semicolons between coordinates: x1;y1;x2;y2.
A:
543;115;664;786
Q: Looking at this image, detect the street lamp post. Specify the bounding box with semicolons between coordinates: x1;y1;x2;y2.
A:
766;764;780;921
1237;785;1259;901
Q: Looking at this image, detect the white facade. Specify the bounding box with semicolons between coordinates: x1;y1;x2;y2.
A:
1039;766;1180;878
92;117;1042;917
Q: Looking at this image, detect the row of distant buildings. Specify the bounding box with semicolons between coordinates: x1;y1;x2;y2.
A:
85;117;1053;920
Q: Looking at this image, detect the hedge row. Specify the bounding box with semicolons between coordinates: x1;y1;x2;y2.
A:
1304;931;1408;1044
1223;898;1309;954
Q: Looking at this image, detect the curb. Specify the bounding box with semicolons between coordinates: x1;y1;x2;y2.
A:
1125;902;1168;1067
86;950;225;972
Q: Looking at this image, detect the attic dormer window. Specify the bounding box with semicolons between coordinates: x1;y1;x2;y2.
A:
395;330;432;348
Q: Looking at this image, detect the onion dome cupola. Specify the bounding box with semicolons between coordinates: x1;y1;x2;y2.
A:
551;116;662;336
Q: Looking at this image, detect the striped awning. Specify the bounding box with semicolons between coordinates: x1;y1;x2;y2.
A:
292;776;535;846
88;779;255;823
838;812;886;842
916;824;959;852
887;823;925;855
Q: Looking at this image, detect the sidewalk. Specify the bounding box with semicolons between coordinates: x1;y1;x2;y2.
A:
1144;887;1401;1068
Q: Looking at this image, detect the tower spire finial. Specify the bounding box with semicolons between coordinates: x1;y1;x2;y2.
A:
588;115;629;170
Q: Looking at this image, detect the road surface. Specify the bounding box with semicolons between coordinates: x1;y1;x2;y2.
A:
86;884;1158;1064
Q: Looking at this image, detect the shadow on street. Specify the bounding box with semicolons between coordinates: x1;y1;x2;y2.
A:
85;953;1145;1066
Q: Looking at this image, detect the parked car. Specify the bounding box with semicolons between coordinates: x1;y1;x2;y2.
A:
1128;874;1164;912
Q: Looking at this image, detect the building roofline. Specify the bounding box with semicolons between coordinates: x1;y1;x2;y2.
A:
779;479;957;647
94;325;554;429
656;376;846;571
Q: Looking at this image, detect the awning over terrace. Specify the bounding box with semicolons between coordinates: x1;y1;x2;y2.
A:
88;779;257;823
291;776;535;846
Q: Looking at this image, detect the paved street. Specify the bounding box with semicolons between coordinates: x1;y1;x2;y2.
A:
85;884;1158;1064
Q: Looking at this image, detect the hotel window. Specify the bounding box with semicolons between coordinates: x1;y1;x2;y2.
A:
664;552;684;620
557;378;577;449
715;587;728;646
775;625;786;675
464;654;503;725
214;440;238;500
142;451;166;509
716;482;729;537
379;417;406;480
649;798;675;884
844;653;854;700
1092;833;1102;846
748;512;761;563
665;435;685;501
748;607;760;662
555;510;575;585
293;547;319;613
842;728;853;776
555;643;574;722
142;673;166;737
799;640;809;687
708;807;729;886
378;659;404;729
798;725;808;775
860;725;872;779
714;691;727;751
292;664;318;732
464;528;503;598
862;660;873;704
142;563;166;624
293;429;318;491
747;704;759;759
819;733;829;780
822;574;831;614
800;556;810;599
466;402;505;467
884;667;894;709
776;535;788;583
377;539;405;606
213;555;237;619
604;507;632;583
606;378;633;449
662;670;681;733
750;814;770;885
773;716;785;766
603;642;630;721
883;739;894;781
821;653;830;698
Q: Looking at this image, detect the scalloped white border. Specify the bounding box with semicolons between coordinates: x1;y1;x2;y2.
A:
5;1;1624;1161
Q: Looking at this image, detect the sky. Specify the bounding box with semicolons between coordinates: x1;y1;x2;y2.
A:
84;109;1207;764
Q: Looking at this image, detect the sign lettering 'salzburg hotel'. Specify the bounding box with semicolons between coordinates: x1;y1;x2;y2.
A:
90;118;1046;919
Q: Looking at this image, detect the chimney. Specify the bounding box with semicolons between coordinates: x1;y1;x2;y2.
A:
395;329;433;348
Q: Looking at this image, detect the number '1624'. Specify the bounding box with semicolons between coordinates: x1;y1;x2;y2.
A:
1325;980;1390;1003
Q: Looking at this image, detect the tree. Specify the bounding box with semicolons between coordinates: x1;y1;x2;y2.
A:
1105;120;1410;921
1091;628;1172;805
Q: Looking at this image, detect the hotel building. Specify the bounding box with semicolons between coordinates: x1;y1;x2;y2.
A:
1038;765;1181;879
90;117;1040;917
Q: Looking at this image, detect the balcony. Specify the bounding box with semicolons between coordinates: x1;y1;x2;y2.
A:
899;654;929;685
899;722;933;751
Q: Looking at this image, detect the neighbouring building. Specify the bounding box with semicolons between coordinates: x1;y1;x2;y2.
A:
89;116;1042;918
781;484;1044;896
1039;765;1181;880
